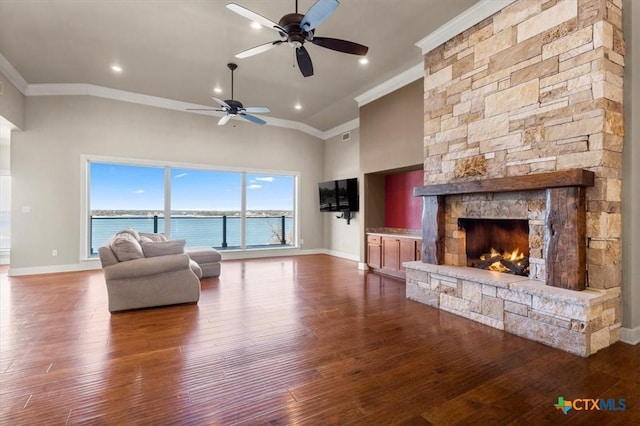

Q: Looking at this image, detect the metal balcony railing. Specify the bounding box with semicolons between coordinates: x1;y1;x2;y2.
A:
89;215;293;255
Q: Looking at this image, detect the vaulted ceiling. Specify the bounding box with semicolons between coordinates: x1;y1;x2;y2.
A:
0;0;479;132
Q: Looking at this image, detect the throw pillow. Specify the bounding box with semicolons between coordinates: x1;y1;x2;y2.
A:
109;233;144;261
141;239;186;258
116;228;141;241
139;232;168;242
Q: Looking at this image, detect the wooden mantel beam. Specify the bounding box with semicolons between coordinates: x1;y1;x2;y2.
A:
413;169;595;197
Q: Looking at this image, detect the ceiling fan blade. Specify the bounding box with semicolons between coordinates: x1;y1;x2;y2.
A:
186;108;223;112
212;97;231;109
296;46;314;77
225;3;285;33
218;115;231;126
243;106;271;114
311;37;369;56
300;0;339;32
240;113;266;125
235;40;283;59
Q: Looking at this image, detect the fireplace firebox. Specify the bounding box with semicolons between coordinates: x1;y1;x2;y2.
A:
458;218;529;276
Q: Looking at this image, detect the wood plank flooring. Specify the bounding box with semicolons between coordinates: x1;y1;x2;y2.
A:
0;255;638;425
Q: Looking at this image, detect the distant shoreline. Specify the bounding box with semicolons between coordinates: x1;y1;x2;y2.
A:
91;210;293;217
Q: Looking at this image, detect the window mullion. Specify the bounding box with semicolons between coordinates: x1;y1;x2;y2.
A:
164;166;171;238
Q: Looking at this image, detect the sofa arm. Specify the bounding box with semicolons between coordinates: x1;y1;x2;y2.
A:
103;253;192;281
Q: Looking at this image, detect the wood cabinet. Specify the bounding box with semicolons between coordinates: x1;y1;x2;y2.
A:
367;233;421;279
367;235;382;269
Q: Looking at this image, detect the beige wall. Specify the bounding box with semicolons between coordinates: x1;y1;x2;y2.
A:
359;79;424;175
322;128;360;260
9;95;325;271
622;0;640;339
0;73;24;130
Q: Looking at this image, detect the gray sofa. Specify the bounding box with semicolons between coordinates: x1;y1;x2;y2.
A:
98;229;201;312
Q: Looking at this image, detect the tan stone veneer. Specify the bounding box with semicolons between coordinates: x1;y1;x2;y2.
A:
407;0;625;356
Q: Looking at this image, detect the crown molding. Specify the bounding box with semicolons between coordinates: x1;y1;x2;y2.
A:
24;83;326;138
354;63;423;107
322;118;359;140
0;52;28;94
415;0;517;55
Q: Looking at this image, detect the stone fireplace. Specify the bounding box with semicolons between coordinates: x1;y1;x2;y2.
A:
404;0;625;357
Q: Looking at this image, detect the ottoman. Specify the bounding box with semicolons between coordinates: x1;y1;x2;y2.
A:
186;247;222;278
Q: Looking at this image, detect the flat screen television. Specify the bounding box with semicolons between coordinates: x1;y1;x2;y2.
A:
318;178;359;212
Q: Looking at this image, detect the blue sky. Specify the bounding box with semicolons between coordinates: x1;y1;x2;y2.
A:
90;163;294;211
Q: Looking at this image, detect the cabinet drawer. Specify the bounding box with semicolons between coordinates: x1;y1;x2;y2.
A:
367;235;381;245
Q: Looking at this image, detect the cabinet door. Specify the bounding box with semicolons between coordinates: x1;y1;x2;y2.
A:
382;237;400;271
399;238;417;271
367;236;382;269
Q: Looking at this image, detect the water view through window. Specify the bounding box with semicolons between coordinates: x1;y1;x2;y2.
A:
88;162;295;255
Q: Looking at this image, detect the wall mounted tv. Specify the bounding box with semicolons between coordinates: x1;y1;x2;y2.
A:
318;178;359;212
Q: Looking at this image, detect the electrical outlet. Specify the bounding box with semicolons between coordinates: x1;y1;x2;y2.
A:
300;238;304;245
52;249;58;257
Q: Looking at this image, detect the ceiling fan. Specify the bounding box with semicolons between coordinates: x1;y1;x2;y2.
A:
226;0;369;77
186;63;271;125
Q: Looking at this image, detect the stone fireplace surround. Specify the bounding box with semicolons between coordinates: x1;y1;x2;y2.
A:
405;169;620;357
404;0;625;357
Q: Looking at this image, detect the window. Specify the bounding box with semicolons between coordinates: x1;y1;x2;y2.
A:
246;173;294;247
85;158;297;258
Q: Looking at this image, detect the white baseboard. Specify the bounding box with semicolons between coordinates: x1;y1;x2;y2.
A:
8;260;102;276
620;326;640;345
324;249;360;262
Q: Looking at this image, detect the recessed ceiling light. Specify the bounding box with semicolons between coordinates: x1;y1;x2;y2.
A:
214;87;222;94
359;57;369;65
250;21;262;29
110;64;123;73
294;103;302;110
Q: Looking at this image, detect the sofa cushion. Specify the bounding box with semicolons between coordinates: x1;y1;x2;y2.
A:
109;233;144;262
116;228;141;241
139;232;168;242
141;239;186;258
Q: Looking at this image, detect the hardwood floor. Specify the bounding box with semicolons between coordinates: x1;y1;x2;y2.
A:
1;255;638;425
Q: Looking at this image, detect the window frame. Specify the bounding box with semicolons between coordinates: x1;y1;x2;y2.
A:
80;154;299;260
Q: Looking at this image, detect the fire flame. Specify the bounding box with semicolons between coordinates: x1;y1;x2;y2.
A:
481;247;525;273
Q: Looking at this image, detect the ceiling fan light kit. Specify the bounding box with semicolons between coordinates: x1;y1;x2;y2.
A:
186;63;271;126
226;0;369;77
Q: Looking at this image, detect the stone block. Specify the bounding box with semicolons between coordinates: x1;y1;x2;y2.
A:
512;57;559;87
493;0;542;33
468;311;505;330
425;65;453;92
504;311;588;357
454;155;486;179
593;20;613;49
528;310;571;329
440;293;471;314
485;79;540;117
468;113;510;143
587;264;621;289
480;134;523;154
475;28;516;62
497;288;532;306
544;116;602;141
482;296;504;321
461;280;482;305
590;327;610;354
482;284;497;297
406;282;439;308
542;25;593;60
541;62;590;88
504;300;529;316
517;0;578;43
